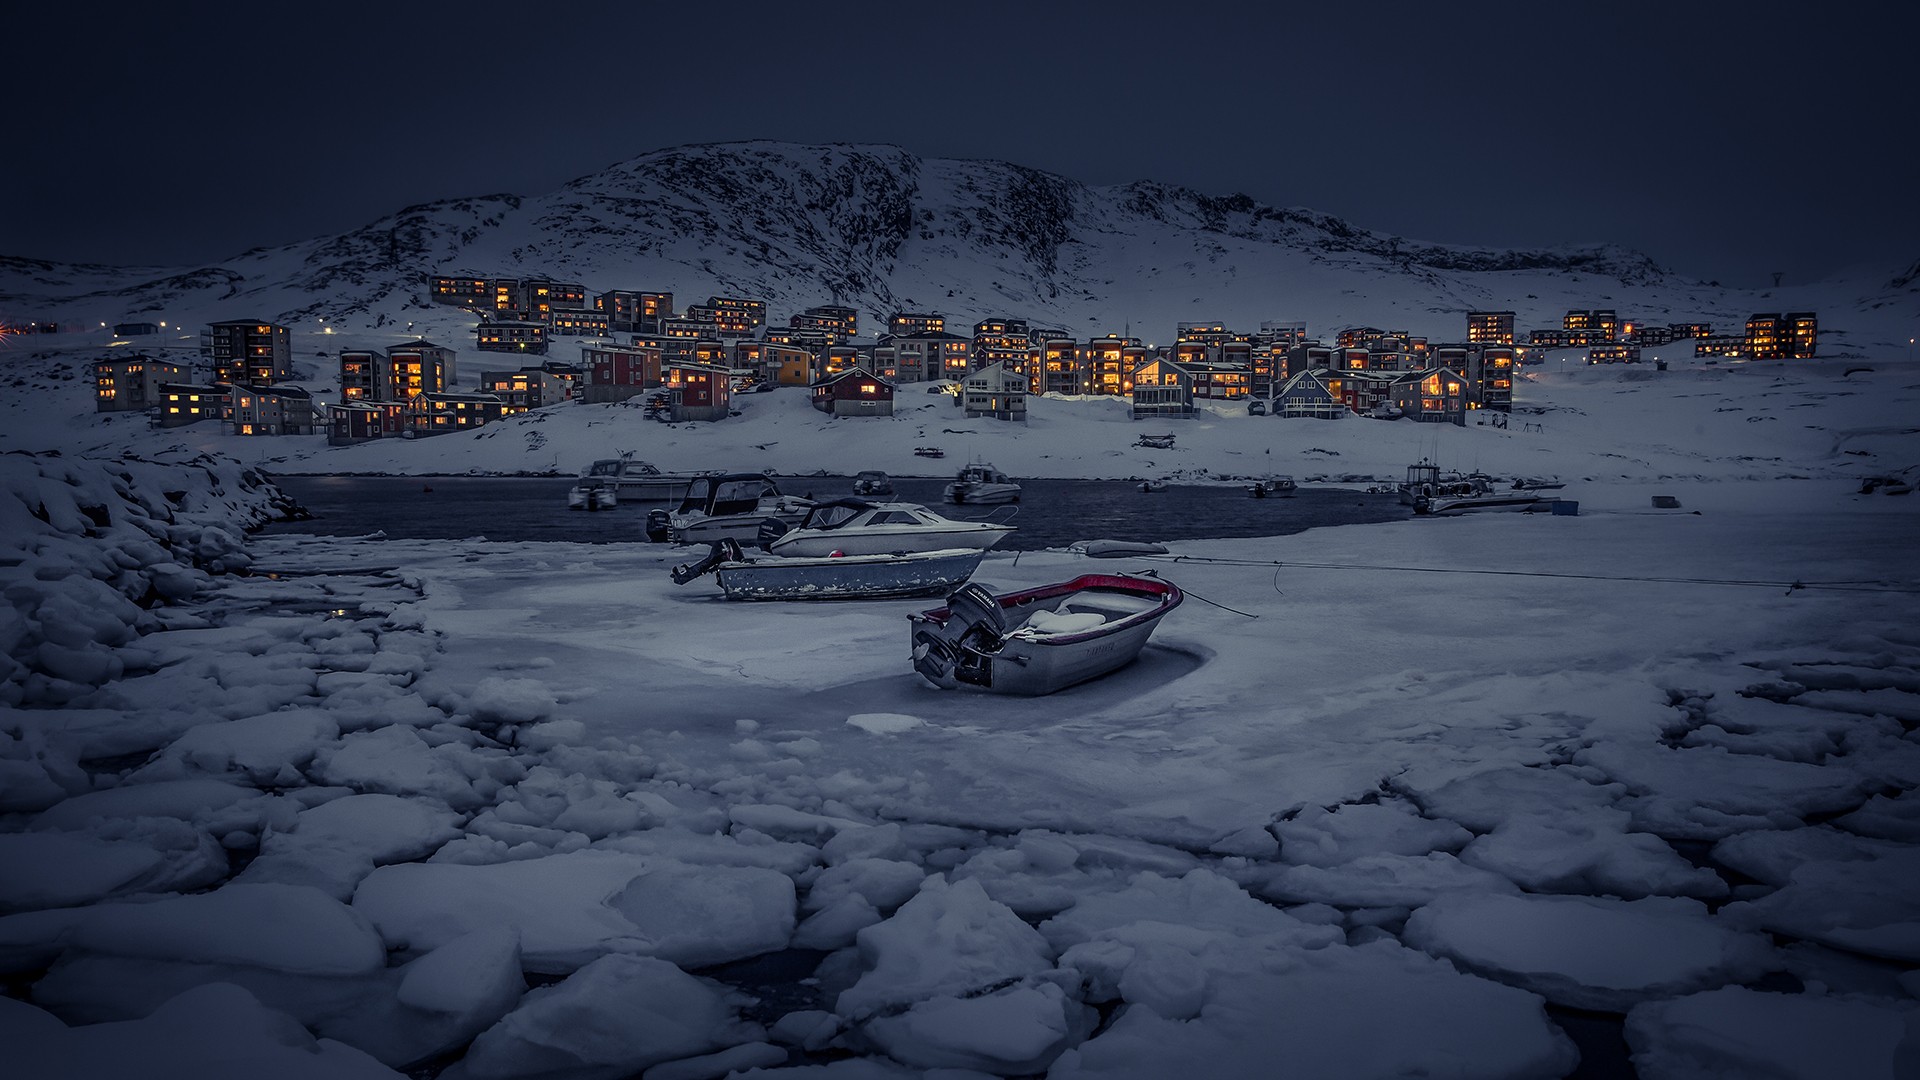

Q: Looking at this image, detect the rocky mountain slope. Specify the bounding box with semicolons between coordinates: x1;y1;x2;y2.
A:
3;142;1914;347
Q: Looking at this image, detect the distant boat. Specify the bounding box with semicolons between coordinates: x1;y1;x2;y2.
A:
1139;479;1169;493
909;574;1183;695
567;477;618;511
762;498;1015;557
580;454;704;502
1136;433;1176;449
1249;476;1296;498
671;541;987;601
850;470;895;497
945;462;1021;505
1402;459;1544;515
913;446;946;459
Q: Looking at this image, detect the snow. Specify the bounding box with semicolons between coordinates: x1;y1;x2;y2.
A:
1;297;1918;1074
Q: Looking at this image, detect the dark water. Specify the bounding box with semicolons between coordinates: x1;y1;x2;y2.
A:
259;474;1408;549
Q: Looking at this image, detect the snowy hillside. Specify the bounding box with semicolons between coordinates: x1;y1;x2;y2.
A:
4;142;1916;350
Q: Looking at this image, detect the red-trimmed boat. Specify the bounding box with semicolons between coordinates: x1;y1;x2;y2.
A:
908;574;1183;695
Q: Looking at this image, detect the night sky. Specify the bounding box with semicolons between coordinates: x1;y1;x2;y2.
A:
7;2;1915;287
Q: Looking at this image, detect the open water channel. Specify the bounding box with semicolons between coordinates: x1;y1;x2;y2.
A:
259;474;1409;549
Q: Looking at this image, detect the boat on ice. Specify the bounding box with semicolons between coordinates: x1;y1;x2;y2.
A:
645;473;811;545
762;498;1015;557
1249;476;1296;498
567;477;618;511
913;446;946;459
945;462;1021;505
851;470;895;497
579;455;704;502
1400;461;1544;515
1414;485;1545;515
908;574;1183;695
671;540;987;601
1136;433;1176;449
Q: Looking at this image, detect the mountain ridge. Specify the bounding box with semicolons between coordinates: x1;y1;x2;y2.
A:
2;141;1912;346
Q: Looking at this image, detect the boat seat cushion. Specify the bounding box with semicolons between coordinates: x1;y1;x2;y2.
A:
1059;594;1159;618
1021;609;1108;634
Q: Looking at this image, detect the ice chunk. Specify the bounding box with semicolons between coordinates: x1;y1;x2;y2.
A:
1626;986;1914;1080
805;859;927;915
0;831;164;912
33;778;264;831
1273;801;1472;867
141;709;340;784
607;860;796;968
643;1041;788;1080
863;980;1087;1073
1399;765;1625;832
1051;938;1578;1080
835;876;1054;1020
846;713;922;735
1404;892;1775;1011
356;851;794;973
1720;847;1920;962
315;927;528;1069
1458;807;1728;899
1;983;404;1079
1042;869;1325;952
1254;852;1520;908
465;676;557;726
1710;825;1903;887
452;954;759;1080
61;882;386;976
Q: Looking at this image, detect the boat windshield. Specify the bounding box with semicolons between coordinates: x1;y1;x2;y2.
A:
710;479;774;515
586;460;621;477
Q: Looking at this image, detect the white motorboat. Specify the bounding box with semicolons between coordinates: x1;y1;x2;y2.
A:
645;473;811;545
670;540;987;601
909;574;1184;695
567;477;618;511
762;498;1015;557
945;463;1021;505
580;455;704;502
1413;484;1544;516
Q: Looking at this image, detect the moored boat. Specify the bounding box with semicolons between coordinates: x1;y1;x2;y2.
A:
567;477;618;511
851;470;895;497
646;473;811;544
671;541;988;601
1136;433;1176;449
579;455;704;502
1139;479;1169;493
945;463;1021;505
1249;476;1296;498
1413;486;1545;515
762;498;1015;557
908;574;1183;695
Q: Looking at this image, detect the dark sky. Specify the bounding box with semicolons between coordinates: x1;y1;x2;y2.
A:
7;2;1915;287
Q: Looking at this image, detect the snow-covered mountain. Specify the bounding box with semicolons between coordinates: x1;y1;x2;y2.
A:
3;141;1915;349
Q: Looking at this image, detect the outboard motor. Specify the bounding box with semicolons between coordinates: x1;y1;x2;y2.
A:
756;517;790;551
645;508;672;543
670;539;743;585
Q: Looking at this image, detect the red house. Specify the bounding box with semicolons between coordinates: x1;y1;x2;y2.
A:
580;343;662;403
663;361;732;421
810;368;896;416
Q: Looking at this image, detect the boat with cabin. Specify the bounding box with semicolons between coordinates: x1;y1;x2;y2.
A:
851;470;895;497
579;455;705;502
908;574;1183;695
670;540;987;600
945;462;1021;505
1401;460;1544;515
1250;476;1296;498
761;498;1015;557
645;473;812;545
567;477;618;511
